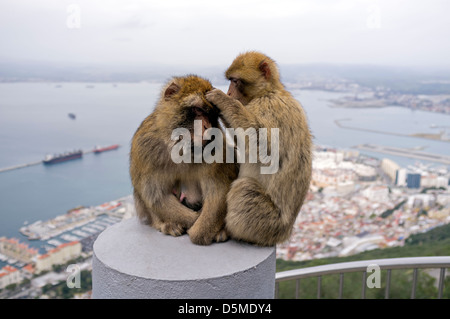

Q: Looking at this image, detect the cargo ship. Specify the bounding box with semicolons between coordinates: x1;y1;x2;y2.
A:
94;144;120;154
43;150;83;165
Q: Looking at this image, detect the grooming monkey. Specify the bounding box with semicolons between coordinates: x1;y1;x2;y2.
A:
206;51;312;246
130;75;238;245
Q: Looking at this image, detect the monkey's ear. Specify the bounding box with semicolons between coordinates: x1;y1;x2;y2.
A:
164;82;180;100
259;61;271;80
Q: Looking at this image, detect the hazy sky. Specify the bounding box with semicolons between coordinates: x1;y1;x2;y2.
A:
1;0;450;68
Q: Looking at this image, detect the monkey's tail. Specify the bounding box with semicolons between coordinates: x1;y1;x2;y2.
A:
225;177;292;246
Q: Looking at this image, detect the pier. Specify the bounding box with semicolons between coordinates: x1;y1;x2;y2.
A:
0;144;119;174
354;144;450;165
0;161;42;174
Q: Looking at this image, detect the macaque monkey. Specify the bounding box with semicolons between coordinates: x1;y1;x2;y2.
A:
206;51;312;246
130;75;238;245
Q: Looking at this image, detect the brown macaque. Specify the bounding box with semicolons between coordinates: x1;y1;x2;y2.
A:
206;51;312;246
130;75;238;245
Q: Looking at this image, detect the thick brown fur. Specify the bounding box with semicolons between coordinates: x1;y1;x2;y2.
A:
130;75;238;245
206;52;312;246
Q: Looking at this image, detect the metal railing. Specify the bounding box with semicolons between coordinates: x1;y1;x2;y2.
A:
275;256;450;299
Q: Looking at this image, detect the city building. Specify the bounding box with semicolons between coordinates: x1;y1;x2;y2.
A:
406;173;421;189
0;265;21;289
362;185;389;202
396;168;407;186
421;174;449;188
0;237;39;263
34;241;82;273
407;194;436;208
312;168;357;188
381;158;400;182
355;164;377;181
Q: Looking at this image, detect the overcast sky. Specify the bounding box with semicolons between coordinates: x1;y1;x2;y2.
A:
1;0;450;68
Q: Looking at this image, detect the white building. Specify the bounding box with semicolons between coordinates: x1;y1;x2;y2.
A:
396;168;407;187
313;151;344;164
407;194;436;208
381;158;400;182
355;164;377;181
337;181;355;195
34;241;82;273
0;265;22;289
421;174;449;188
362;185;389;202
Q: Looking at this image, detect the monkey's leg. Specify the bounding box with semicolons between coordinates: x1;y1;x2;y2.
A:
149;194;200;237
225;177;291;246
187;186;228;245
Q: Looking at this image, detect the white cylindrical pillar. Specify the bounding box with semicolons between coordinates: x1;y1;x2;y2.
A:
92;217;276;299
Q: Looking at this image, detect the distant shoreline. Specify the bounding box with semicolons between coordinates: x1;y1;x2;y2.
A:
327;95;450;116
335;118;450;143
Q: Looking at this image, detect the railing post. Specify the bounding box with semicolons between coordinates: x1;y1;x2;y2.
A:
438;268;446;299
317;276;322;299
361;271;367;299
295;279;300;299
385;269;391;299
411;268;418;299
339;273;344;299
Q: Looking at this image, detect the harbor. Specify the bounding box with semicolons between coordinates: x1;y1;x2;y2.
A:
0;195;135;271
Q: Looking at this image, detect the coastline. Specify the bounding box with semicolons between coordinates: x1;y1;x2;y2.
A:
335;118;450;143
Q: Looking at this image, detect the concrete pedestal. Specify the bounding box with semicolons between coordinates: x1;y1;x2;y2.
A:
92;217;276;299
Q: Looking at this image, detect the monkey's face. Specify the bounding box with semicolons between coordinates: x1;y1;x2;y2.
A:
225;51;281;105
163;75;218;146
179;101;218;147
227;78;252;106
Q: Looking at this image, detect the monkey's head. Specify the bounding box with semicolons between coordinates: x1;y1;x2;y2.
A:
225;51;283;105
161;75;218;146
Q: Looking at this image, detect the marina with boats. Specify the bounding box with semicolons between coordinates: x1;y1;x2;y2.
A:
0;195;135;271
19;197;129;243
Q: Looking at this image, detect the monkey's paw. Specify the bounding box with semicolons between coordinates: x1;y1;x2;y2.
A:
187;226;213;245
214;228;229;243
188;226;229;245
205;89;230;110
160;222;185;237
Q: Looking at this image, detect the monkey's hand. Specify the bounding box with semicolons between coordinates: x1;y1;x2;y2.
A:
205;89;235;111
206;88;259;131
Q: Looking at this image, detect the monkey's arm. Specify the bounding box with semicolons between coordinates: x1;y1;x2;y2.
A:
206;89;260;130
187;176;229;245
